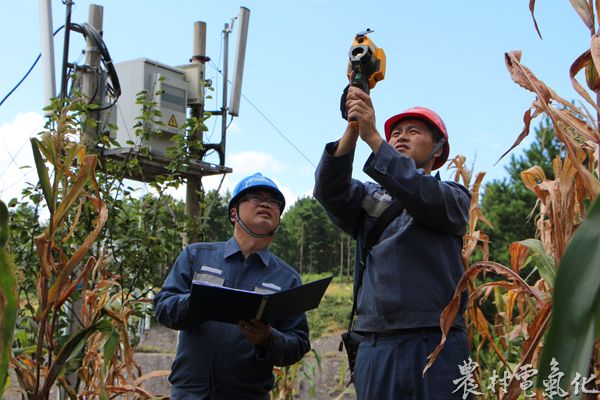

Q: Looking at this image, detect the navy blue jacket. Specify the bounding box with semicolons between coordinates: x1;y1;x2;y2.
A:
154;237;310;399
314;141;470;332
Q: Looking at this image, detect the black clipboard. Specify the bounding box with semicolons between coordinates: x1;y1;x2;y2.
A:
191;276;333;324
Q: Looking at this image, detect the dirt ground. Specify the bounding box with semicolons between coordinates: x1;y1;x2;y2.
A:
296;333;357;400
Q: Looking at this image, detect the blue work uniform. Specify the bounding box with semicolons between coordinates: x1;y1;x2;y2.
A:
314;140;471;400
154;237;310;400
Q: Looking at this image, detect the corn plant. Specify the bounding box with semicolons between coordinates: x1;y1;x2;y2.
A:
7;98;168;399
271;349;321;400
0;200;18;397
426;2;600;399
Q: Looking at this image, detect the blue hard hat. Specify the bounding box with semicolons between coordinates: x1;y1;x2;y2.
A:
228;173;286;213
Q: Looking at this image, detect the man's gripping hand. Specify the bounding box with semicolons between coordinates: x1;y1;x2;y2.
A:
345;86;383;152
239;319;273;348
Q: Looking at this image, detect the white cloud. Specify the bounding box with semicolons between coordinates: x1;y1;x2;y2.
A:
226;120;242;136
0;112;45;202
228;151;286;175
196;150;289;197
199;152;310;210
202;173;233;194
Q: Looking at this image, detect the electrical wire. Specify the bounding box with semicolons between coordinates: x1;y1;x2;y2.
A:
0;120;44;197
70;22;121;99
240;92;316;168
206;62;316;168
0;26;65;108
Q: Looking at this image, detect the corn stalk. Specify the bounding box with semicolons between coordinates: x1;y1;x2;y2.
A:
427;2;600;399
8;99;168;399
0;200;18;397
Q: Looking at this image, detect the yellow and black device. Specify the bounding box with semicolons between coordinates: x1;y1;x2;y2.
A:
347;29;386;94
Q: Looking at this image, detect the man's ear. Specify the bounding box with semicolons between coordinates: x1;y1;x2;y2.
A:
230;208;237;223
432;137;446;159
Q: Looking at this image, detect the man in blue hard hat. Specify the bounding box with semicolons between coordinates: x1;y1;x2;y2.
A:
154;173;310;400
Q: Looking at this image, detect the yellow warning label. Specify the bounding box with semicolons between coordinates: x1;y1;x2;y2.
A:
168;114;178;128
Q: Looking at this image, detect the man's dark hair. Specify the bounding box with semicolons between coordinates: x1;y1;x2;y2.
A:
421;119;444;144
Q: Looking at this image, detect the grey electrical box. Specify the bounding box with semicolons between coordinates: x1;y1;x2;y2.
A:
110;58;187;156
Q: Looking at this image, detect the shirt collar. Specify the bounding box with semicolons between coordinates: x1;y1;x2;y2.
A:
224;236;272;267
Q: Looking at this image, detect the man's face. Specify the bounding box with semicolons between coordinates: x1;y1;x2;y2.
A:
235;189;282;234
387;118;439;168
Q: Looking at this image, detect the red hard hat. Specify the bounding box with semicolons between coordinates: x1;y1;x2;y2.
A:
383;106;450;170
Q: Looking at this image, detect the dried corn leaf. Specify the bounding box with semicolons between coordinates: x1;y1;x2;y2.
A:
592;33;600;81
11;356;36;394
537;196;600;391
52;155;97;228
47;197;107;306
513;239;556;287
133;370;171;386
54;256;97;310
424;261;542;373
505;289;521;325
61;197;83;244
503;51;600;198
497;107;537;164
105;384;154;399
502;302;552;400
38;319;111;400
570;0;594;32
570;50;600;113
570;0;595;30
509;241;529;274
528;0;543;39
505;51;553;103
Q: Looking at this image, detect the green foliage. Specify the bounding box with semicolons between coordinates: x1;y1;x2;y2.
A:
104;194;186;293
515;238;556;287
272;348;322;400
481;121;561;264
6;78;360;397
537;196;600;395
5;87;219;397
197;189;232;243
0;200;18;398
301;274;352;339
273;197;355;276
271;276;352;399
93;86;218;294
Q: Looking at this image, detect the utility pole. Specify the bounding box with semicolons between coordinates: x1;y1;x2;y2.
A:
81;4;104;149
340;237;343;279
64;6;103;396
59;0;73;102
346;236;351;281
299;222;304;274
185;21;207;244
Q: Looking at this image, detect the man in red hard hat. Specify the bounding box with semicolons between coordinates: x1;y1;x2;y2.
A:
383;105;450;171
155;173;310;399
315;86;471;399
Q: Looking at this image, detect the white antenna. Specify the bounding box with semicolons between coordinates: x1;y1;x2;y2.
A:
228;6;250;117
39;0;56;113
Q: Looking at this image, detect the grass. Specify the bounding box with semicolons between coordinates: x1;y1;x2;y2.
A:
302;274;353;340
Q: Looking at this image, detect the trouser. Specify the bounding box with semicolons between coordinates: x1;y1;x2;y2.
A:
171;387;269;400
354;327;472;400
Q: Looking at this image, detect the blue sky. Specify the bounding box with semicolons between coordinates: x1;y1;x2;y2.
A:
0;1;590;208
